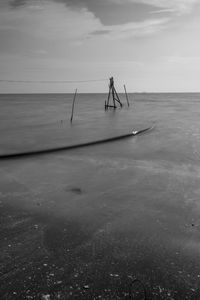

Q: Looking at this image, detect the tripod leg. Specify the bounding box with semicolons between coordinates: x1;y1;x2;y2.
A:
113;87;123;107
112;87;116;108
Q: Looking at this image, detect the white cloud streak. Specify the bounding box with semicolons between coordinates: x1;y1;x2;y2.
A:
93;17;169;40
110;0;198;15
144;0;198;14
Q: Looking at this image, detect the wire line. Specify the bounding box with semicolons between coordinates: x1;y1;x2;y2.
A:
0;78;108;83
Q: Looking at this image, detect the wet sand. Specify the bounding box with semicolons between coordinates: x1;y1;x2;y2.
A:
1;93;200;299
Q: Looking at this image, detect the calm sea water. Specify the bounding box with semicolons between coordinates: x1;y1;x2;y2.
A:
1;92;200;157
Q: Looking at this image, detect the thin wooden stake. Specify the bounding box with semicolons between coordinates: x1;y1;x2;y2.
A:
124;84;130;107
70;88;77;122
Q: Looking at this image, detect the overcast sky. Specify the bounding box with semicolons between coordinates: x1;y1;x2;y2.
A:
1;0;200;93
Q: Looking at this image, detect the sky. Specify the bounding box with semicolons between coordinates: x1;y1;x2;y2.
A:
1;0;200;93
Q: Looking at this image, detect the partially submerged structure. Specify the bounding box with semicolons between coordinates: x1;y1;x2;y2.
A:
105;77;123;109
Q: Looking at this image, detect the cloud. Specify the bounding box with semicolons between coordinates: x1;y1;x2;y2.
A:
150;8;179;14
0;0;170;53
92;17;169;40
10;0;28;7
110;0;198;15
0;1;101;44
141;0;198;15
7;0;199;17
2;0;194;46
164;56;200;65
36;2;169;41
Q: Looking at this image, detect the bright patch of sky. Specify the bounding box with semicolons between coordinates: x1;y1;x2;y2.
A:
0;0;200;92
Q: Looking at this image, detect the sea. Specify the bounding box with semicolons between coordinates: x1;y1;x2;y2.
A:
1;93;200;299
1;92;200;158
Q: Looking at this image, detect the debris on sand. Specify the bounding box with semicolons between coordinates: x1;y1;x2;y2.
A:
41;294;50;300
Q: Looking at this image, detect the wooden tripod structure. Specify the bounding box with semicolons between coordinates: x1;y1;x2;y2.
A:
105;77;123;110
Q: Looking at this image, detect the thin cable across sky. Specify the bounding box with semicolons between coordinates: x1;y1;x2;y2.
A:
0;79;108;83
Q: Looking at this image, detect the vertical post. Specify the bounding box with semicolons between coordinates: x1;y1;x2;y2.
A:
106;87;111;109
124;84;130;107
70;88;77;123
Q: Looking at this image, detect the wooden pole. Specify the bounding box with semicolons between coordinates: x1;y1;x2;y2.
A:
70;88;77;122
124;84;129;107
106;87;111;109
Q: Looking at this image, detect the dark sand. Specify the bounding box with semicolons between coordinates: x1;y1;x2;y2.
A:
1;93;200;299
